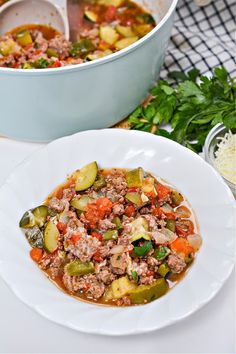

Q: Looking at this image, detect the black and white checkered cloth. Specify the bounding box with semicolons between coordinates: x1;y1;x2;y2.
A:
162;0;235;77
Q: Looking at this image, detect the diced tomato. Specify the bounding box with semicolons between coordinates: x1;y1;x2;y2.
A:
71;233;81;245
170;237;194;256
57;222;67;235
144;189;157;199
30;248;43;262
105;5;117;22
91;231;103;241
96;197;113;215
48;60;61;68
85;197;113;228
152;207;165;218
127;187;138;193
12;63;20;68
124;205;135;217
93;251;103;262
156;183;171;201
147;270;155;277
176;219;194;237
98;40;110;51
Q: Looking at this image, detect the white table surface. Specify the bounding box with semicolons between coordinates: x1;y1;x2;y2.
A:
0;136;235;354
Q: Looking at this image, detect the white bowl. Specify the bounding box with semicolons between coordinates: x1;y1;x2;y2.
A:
0;129;235;335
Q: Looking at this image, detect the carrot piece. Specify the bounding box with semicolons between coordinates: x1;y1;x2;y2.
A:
170;238;194;256
30;248;43;262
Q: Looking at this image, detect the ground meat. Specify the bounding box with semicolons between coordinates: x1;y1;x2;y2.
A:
80;28;99;39
49;255;64;279
34;30;48;50
110;253;129;275
139;206;152;215
48;35;71;59
127;260;148;277
99;240;115;258
66;211;87;234
63;274;105;299
147;256;160;270
48;197;69;213
39;256;51;270
116;296;132;306
61;57;83;66
143;214;159;231
96;266;116;285
62;273;74;292
139;275;155;285
167;253;186;274
98;218;116;232
117;235;133;252
67;235;101;262
62;187;75;201
143;214;167;229
121;217;134;233
101;171;128;202
112;204;125;215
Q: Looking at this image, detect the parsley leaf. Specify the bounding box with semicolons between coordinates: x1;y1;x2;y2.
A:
131;270;138;281
128;67;236;152
133;241;153;257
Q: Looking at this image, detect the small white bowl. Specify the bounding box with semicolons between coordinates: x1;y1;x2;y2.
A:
204;124;236;198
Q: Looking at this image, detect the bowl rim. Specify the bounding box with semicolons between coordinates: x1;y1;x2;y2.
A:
0;0;178;76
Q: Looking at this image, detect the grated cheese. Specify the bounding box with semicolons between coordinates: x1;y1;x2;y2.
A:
214;131;236;184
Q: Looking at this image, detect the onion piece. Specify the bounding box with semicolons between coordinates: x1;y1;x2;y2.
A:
187;233;202;251
110;245;124;254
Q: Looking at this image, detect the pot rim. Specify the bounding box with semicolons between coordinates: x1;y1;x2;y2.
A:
0;0;178;76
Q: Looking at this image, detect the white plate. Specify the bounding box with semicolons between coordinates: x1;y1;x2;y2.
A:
0;129;235;335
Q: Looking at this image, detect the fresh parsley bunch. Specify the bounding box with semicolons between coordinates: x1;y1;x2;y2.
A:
128;67;236;152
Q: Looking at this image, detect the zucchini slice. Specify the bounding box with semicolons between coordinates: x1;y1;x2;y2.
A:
19;205;48;228
116;25;135;38
115;37;138;50
111;276;137;299
75;161;98;191
16;29;32;46
84;10;98;23
32;205;48;227
133;24;152;36
19;210;35;228
70;195;92;211
158;263;170;277
125;192;143;206
131;233;151;243
126;167;143;187
100;26;119;45
130;278;168;304
65;260;95;276
98;0;124;7
44;220;59;253
103;229;118;241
